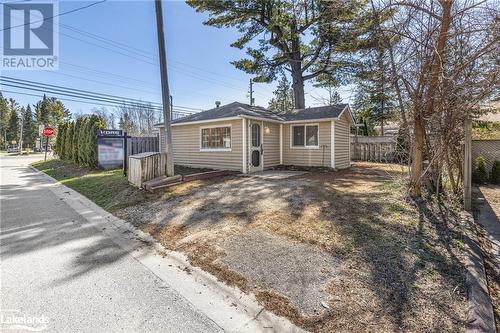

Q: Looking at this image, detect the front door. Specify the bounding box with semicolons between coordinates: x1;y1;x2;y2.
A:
248;121;263;172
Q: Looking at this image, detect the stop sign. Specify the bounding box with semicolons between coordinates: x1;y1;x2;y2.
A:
42;127;54;137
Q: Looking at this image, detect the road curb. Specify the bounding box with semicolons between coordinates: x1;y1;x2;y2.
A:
461;211;497;333
29;165;307;333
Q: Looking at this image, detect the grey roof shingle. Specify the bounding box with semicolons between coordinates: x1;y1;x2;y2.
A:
172;102;282;123
279;104;349;121
154;102;350;126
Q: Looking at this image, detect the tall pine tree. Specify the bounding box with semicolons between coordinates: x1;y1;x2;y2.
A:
6;108;20;144
187;0;373;108
268;75;294;113
22;105;37;148
0;93;10;149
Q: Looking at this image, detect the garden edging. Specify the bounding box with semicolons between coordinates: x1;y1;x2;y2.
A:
461;211;497;333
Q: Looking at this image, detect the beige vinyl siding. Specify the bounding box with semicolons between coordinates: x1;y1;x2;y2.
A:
334;112;351;169
263;121;280;168
282;121;331;167
169;119;243;171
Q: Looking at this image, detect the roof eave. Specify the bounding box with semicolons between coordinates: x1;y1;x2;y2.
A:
336;104;355;124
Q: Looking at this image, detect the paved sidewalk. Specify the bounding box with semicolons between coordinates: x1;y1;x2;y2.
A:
1;155;304;333
0;155;222;333
476;187;500;268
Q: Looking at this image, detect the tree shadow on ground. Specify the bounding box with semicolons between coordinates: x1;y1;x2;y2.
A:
1;171;135;285
131;163;468;332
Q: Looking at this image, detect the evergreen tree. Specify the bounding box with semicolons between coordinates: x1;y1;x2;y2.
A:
6;108;20;143
0;93;10;149
187;0;373;108
54;122;66;158
35;95;50;126
85;115;106;168
22;105;37;148
73;117;85;164
35;95;71;128
64;122;74;161
268;75;294;113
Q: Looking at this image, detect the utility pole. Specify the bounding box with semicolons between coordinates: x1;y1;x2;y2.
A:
155;0;174;176
248;79;254;105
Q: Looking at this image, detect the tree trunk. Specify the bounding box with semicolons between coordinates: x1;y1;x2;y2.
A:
291;63;305;109
290;21;305;109
409;0;452;197
410;114;425;196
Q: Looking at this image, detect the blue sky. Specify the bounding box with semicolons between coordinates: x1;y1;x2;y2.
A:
1;0;355;117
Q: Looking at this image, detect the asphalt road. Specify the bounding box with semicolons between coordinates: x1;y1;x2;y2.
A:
0;154;223;333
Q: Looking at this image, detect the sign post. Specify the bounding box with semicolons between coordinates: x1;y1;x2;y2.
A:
42;127;54;161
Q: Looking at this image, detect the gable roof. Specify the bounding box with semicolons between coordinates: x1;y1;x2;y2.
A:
280;104;349;121
155;102;353;126
172;102;282;124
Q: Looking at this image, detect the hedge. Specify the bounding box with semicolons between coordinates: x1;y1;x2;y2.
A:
491;160;500;185
472;156;488;184
55;115;106;168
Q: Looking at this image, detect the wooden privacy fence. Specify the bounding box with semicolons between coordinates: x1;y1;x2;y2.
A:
351;136;397;162
127;136;159;156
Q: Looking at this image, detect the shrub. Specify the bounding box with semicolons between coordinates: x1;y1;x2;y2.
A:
490;160;500;185
54;123;66;159
73;117;84;164
472;156;488;184
85;115;106;168
64;121;74;161
56;115;105;168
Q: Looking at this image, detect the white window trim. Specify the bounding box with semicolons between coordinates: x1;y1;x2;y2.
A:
290;123;320;149
199;124;232;152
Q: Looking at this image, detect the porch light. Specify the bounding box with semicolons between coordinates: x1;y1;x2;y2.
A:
264;126;270;134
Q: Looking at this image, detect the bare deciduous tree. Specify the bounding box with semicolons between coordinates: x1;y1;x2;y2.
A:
377;0;499;197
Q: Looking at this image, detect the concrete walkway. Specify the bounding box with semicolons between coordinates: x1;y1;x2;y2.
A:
475;187;500;268
0;155;303;333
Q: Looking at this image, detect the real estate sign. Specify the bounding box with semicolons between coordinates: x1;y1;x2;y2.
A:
97;129;124;169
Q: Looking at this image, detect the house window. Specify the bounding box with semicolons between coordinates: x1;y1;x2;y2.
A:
292;124;319;148
201;126;231;150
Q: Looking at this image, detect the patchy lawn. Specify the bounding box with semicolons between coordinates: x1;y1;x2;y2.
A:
34;159;469;331
32;159;153;212
115;162;468;332
31;159;218;212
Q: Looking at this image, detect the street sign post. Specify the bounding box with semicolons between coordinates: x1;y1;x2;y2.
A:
42;127;54;161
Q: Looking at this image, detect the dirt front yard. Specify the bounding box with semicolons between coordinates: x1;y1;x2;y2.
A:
116;162;468;332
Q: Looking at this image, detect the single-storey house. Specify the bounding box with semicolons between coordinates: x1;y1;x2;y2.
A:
154;102;354;173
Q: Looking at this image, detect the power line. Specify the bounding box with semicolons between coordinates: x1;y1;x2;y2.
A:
41;70;161;96
57;22;275;96
59;61;159;87
4;3;275;101
1;1;107;32
0;77;203;112
1;76;164;107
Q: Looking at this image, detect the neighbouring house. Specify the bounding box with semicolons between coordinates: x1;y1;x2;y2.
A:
154;102;354;173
